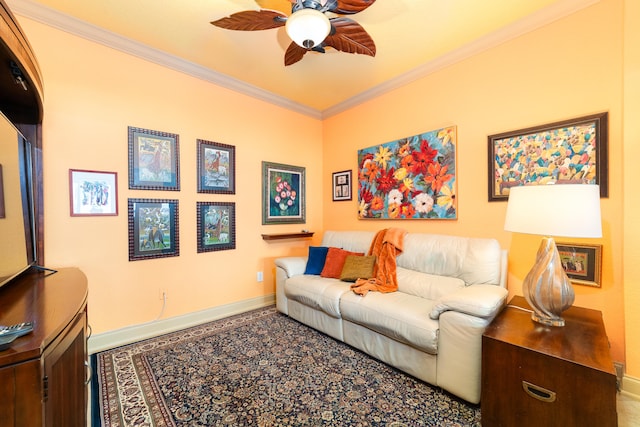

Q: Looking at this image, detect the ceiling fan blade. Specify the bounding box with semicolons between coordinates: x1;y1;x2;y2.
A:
328;0;376;15
211;10;287;31
255;0;295;16
284;42;308;66
324;18;376;56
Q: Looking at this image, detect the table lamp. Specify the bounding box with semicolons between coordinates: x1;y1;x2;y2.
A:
504;184;602;327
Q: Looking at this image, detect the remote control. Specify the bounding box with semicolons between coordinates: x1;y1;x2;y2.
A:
0;322;33;339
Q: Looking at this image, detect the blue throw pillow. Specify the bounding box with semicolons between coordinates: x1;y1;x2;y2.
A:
304;246;329;275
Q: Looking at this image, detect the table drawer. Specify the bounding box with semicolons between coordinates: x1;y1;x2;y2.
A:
482;338;617;427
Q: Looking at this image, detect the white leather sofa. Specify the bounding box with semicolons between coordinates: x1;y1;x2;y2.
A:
275;230;508;404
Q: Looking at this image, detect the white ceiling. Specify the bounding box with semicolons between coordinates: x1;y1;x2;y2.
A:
10;0;598;118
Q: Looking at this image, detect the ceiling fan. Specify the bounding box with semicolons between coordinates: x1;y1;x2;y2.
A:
211;0;377;66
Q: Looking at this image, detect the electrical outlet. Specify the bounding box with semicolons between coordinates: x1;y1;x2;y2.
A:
257;271;264;282
158;288;168;300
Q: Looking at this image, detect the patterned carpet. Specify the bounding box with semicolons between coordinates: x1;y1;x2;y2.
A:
93;306;481;426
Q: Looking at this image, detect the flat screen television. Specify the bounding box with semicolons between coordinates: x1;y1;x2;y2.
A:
0;110;37;288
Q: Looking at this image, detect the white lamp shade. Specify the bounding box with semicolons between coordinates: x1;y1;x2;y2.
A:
285;8;331;49
504;184;602;238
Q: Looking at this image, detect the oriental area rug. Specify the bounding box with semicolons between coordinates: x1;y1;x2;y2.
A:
92;306;481;426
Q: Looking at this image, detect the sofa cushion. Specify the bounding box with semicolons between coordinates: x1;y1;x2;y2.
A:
321;230;376;253
284;275;351;318
396;267;466;300
340;255;376;282
304;246;329;275
320;248;364;278
396;234;502;285
340;291;440;354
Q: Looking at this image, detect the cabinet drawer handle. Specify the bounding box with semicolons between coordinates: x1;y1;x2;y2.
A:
522;381;556;403
85;360;92;385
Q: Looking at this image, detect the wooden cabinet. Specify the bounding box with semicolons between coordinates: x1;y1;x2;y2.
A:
0;268;88;427
481;296;617;427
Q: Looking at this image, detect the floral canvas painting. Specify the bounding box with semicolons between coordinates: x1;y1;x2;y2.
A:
358;127;457;219
488;113;608;201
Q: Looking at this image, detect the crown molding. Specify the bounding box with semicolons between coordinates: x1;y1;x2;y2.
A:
322;0;600;118
10;0;599;121
8;0;323;119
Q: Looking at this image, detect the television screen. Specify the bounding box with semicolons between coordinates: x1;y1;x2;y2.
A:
0;111;36;288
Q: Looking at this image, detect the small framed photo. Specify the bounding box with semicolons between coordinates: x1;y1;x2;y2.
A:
197;139;235;194
128;198;179;261
488;112;608;201
556;243;603;288
332;170;352;201
197;201;236;253
262;161;305;224
69;169;118;216
128;126;180;191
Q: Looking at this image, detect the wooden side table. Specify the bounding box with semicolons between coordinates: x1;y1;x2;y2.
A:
481;296;617;427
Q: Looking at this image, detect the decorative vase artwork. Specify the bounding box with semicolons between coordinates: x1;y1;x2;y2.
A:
357;126;457;220
262;162;305;224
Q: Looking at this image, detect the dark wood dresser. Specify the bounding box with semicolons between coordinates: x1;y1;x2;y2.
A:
481;295;617;427
0;268;88;427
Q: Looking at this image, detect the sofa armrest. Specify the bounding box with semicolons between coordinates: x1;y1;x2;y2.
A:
274;257;307;315
429;284;508;320
274;257;308;278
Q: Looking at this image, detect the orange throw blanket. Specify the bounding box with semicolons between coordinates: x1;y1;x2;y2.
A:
350;228;407;296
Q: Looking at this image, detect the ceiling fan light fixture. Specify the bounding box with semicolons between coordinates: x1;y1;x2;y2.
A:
285;8;331;49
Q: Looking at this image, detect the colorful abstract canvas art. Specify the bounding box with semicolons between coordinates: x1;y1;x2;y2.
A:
357;127;457;220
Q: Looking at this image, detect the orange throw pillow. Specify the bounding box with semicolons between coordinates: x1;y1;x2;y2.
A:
320;247;364;278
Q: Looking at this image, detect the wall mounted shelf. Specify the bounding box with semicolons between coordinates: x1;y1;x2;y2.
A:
261;232;314;241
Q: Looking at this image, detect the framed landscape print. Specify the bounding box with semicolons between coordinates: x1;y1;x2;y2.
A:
332;170;352;201
69;169;118;216
357;126;457;219
128;198;179;261
262;161;305;224
197;201;235;253
488;112;608;201
556;243;603;288
197;139;235;194
128;126;180;191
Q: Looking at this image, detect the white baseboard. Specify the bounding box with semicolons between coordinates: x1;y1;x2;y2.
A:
88;294;275;354
622;374;640;398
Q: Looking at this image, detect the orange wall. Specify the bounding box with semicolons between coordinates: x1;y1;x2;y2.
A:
323;0;626;364
19;18;323;334
623;0;640;382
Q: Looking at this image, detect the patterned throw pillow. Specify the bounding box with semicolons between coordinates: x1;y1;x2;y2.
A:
320;247;364;278
340;255;376;282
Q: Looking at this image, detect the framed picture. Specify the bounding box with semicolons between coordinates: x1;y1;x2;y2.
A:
488;112;608;201
197;201;236;252
128;198;179;261
357;126;457;219
262;161;305;224
332;170;352;201
69;169;118;216
556;243;603;288
128;126;180;191
197;139;235;194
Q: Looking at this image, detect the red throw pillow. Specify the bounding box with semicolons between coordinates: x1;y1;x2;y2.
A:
320;247;364;278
